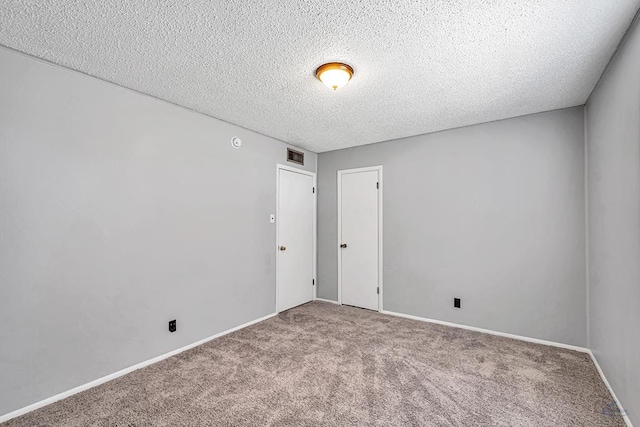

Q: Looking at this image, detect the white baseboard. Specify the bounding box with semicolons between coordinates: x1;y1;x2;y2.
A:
0;312;277;423
313;298;340;305
379;309;589;353
588;350;633;427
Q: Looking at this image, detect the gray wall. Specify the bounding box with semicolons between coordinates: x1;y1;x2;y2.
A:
586;13;640;425
0;47;316;416
318;107;587;347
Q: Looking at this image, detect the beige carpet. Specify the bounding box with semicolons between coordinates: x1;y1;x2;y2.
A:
3;301;624;426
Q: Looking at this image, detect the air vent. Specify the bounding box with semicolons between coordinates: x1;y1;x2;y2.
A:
287;148;304;165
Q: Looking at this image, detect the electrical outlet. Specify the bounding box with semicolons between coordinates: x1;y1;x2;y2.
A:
169;319;176;333
454;298;461;308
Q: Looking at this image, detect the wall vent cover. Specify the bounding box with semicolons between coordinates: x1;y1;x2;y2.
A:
287;148;304;165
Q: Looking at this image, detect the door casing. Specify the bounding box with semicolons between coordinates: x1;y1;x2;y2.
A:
276;163;317;313
337;165;384;311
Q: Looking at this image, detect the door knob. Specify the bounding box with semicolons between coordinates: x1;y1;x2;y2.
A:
279;246;287;251
340;243;347;248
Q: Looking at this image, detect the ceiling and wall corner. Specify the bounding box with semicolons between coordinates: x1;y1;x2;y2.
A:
585;7;640;425
1;0;639;153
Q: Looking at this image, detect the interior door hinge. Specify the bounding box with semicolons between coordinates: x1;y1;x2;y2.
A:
312;279;315;286
377;287;380;294
313;187;315;193
376;182;379;189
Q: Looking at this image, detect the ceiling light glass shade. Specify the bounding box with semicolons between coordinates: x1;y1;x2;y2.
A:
316;62;354;90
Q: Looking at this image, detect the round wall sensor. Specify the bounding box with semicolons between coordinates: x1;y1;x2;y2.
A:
231;137;242;149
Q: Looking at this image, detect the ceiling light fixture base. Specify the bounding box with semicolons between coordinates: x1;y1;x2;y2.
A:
316;62;354;91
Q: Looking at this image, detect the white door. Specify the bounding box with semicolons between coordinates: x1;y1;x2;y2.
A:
339;167;381;311
278;168;315;312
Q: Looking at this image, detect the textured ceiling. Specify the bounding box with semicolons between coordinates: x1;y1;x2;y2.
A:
1;1;639;152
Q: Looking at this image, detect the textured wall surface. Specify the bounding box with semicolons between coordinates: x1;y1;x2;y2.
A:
0;47;316;417
0;0;638;152
586;13;640;426
318;108;587;347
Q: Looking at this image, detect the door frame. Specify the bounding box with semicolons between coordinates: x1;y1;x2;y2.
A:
337;165;383;311
276;163;317;313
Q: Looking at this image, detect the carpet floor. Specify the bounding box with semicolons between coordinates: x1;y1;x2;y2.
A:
3;301;623;426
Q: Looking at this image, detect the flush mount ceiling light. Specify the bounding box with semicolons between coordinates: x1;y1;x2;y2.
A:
316;62;354;90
